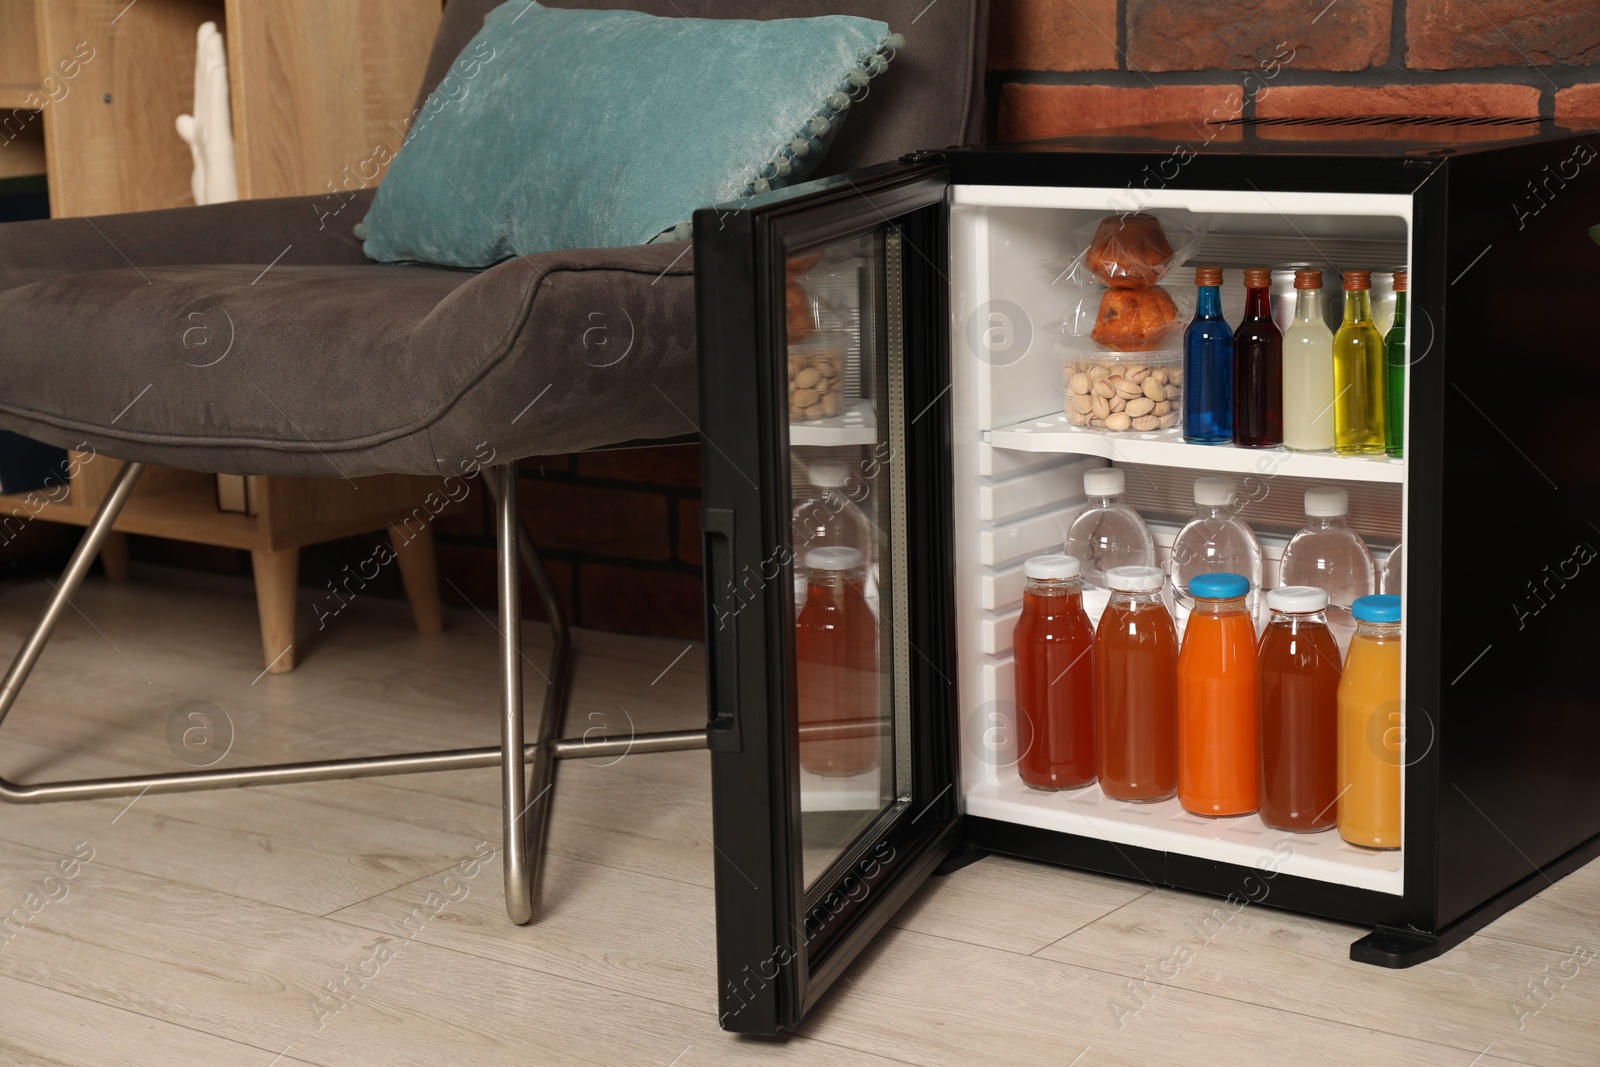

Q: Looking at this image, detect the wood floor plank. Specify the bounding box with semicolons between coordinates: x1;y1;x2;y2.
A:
0;838;907;1067
774;923;1539;1067
0;974;319;1067
0;738;495;918
887;853;1151;955
1037;883;1600;1065
1475;858;1600;954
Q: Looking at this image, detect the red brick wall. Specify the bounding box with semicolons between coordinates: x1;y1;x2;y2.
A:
991;0;1600;141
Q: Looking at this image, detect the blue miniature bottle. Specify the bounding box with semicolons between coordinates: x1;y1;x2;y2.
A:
1184;266;1233;444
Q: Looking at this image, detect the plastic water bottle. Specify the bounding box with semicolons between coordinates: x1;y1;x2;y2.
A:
791;460;873;609
1063;467;1155;626
1170;476;1263;632
1278;486;1376;652
1380;542;1403;596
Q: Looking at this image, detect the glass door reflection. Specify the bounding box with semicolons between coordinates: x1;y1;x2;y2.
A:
785;231;908;889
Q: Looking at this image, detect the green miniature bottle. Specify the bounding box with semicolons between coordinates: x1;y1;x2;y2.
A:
1383;271;1407;459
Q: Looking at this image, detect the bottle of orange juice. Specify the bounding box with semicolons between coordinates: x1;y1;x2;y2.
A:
1337;594;1402;849
1177;573;1258;817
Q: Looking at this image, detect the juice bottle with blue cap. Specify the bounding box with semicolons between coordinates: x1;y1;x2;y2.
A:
1177;572;1258;816
1338;594;1403;849
1094;565;1178;802
1013;554;1096;791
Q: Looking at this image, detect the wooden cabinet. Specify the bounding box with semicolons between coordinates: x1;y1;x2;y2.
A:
2;0;450;673
25;0;440;213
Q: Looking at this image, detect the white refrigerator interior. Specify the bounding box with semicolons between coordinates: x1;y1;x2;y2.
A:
947;184;1412;894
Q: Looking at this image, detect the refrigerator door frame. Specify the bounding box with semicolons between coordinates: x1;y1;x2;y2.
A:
695;160;962;1036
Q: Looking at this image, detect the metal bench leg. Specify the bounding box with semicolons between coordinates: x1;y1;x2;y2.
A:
0;457;704;927
486;464;572;924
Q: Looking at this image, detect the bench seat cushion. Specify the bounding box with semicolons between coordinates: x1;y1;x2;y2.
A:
0;240;698;478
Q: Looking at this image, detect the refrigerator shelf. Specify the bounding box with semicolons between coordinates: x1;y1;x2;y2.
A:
965;776;1404;895
788;399;877;446
985;414;1405;484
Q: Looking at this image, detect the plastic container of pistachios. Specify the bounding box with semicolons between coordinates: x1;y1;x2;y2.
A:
1059;343;1184;435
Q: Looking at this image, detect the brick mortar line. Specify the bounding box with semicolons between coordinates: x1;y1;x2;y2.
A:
1116;0;1129;73
1390;0;1409;69
991;66;1600;89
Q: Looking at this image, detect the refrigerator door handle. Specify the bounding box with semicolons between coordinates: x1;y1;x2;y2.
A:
701;506;742;753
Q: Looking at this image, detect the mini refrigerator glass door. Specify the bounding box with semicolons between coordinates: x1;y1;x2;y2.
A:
694;161;961;1036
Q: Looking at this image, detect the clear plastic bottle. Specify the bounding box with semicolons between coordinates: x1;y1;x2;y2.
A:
1063;467;1155;625
1281;269;1336;452
791;459;873;608
1278;487;1376;651
1381;542;1403;596
1170;476;1263;625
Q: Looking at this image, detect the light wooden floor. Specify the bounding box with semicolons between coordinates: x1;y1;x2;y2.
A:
0;565;1595;1066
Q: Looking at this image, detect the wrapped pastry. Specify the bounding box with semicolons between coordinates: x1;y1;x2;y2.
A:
786;284;813;342
1086;213;1175;288
1090;286;1181;351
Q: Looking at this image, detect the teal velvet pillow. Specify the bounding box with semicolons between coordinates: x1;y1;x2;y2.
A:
361;1;902;268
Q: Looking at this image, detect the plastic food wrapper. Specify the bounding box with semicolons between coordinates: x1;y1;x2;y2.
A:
786;252;849;422
1049;283;1195;353
1041;210;1208;353
1043;211;1211;290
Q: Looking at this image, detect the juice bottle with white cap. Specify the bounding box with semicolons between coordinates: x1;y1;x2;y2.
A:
1094;565;1178;802
1013;554;1096;791
1338;594;1403;849
1258;586;1341;833
1177;572;1258;817
795;546;878;778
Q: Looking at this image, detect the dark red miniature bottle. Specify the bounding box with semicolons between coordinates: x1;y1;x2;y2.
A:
1233;268;1283;448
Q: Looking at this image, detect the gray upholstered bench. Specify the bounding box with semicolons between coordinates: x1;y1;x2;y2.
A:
0;0;984;923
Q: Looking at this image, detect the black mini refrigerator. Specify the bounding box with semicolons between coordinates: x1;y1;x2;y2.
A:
693;120;1600;1036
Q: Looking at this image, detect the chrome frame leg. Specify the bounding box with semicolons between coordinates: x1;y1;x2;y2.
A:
0;457;704;927
496;464;533;923
486;463;574;924
0;460;147;728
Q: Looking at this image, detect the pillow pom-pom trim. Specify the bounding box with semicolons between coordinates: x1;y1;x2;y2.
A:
743;31;902;198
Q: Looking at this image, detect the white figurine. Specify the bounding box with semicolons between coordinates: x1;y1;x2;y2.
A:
175;21;239;206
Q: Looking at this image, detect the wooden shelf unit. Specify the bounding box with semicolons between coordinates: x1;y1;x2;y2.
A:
1;1;448;673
